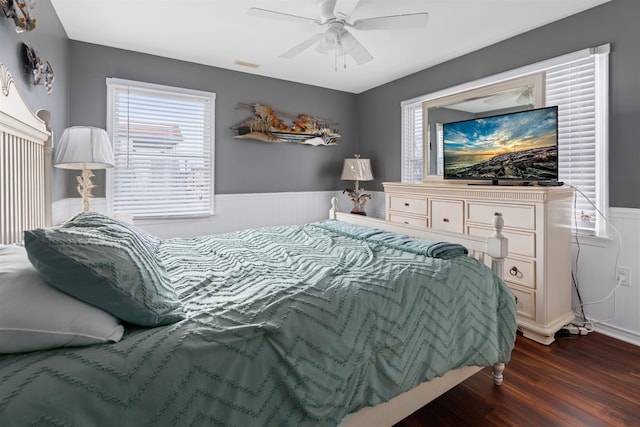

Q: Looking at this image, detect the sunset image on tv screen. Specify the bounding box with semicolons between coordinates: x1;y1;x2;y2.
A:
443;106;558;181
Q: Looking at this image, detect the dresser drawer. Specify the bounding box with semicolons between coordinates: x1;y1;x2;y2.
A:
484;256;535;288
389;213;428;227
510;286;535;319
468;225;536;258
389;195;427;216
430;199;464;233
502;257;535;288
467;202;536;230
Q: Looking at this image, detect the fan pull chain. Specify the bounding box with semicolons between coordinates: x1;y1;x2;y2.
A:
334;35;347;72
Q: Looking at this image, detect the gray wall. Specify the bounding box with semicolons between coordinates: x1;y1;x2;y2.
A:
5;0;639;208
0;0;69;201
359;0;639;209
68;41;358;196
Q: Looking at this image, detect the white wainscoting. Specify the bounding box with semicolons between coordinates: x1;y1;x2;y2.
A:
53;195;639;346
52;190;387;238
572;207;640;346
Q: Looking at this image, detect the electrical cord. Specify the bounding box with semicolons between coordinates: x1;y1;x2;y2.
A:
570;190;589;325
572;270;589;327
568;184;622;330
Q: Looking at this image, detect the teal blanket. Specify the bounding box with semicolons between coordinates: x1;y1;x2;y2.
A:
314;220;469;259
0;222;516;426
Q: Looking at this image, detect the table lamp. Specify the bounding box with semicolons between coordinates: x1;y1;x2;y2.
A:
341;154;374;215
54;126;115;212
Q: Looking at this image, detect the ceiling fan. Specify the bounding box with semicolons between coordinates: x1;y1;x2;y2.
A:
247;0;428;66
484;86;534;106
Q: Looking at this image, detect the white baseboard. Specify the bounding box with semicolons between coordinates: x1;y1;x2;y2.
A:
594;323;640;347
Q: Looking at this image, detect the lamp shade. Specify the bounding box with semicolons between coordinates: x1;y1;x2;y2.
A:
54;126;115;170
341;156;373;181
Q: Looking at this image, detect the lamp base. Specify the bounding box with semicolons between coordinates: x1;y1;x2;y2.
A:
76;165;96;212
343;184;372;218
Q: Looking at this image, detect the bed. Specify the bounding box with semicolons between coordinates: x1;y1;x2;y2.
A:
0;63;517;426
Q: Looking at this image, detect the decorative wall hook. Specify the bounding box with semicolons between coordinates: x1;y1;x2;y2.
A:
21;43;54;94
1;0;37;33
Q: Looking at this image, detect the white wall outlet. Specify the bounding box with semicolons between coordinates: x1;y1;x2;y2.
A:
616;266;631;287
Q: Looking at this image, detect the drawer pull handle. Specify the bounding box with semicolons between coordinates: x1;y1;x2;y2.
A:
443;218;449;223
404;202;410;207
509;266;523;278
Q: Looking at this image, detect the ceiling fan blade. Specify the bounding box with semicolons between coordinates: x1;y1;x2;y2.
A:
247;7;320;25
333;0;360;19
353;12;429;30
342;32;373;65
318;0;337;23
280;33;325;58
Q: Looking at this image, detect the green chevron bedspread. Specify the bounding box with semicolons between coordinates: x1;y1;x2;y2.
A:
0;220;517;426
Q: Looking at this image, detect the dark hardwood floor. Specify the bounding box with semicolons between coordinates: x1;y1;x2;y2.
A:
394;332;640;427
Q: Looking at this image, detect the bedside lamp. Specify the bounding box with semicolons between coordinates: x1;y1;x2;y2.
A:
54;126;115;212
341;154;374;215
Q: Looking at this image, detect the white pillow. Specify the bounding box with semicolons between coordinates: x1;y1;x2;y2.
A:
0;245;124;353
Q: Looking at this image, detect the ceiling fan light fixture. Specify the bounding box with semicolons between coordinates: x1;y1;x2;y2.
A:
518;86;534;105
316;41;330;54
317;32;338;53
340;31;357;52
325;23;342;41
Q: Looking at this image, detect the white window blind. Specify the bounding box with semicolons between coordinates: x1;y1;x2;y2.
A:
401;102;423;183
546;56;601;234
107;78;215;218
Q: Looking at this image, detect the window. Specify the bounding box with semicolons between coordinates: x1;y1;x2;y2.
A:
546;54;608;236
107;78;215;218
401;103;423;183
401;45;609;236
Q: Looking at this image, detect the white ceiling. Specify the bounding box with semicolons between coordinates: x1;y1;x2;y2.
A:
50;0;610;94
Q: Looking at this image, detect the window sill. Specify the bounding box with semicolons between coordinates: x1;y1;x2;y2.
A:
572;231;612;248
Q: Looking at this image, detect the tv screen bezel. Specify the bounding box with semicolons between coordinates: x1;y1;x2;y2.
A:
441;105;559;183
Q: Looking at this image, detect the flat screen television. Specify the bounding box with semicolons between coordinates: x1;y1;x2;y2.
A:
442;106;558;184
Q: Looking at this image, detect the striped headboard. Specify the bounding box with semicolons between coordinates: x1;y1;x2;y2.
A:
0;63;52;244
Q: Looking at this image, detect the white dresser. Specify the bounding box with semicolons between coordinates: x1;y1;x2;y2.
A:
384;182;574;345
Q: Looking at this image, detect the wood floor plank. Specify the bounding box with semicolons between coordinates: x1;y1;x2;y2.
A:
394;332;640;426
